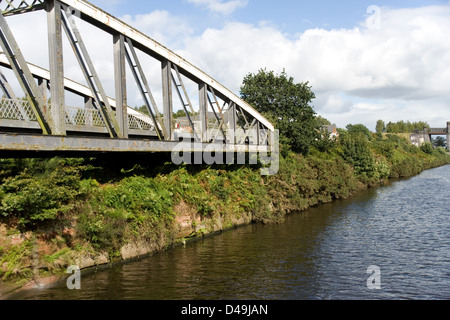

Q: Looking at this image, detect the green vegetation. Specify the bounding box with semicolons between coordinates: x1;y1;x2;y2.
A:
240;69;317;156
1;69;450;289
384;120;430;133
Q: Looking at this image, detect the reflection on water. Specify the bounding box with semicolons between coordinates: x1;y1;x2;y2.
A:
9;165;450;300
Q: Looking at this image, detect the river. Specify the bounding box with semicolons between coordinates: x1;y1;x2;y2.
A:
8;165;450;300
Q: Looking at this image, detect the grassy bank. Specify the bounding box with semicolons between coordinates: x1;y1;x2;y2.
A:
1;133;449;294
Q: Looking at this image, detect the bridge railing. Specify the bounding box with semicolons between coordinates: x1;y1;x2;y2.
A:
0;97;37;121
0;97;159;135
429;128;447;134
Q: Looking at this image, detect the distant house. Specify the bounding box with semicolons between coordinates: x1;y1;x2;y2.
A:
321;124;339;139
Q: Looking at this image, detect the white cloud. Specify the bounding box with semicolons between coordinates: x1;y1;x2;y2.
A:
186;0;248;16
2;4;450;129
178;5;450;128
121;10;194;48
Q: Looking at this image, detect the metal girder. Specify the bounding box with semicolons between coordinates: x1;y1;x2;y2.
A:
0;132;270;153
0;0;274;152
56;0;274;133
0;0;45;16
162;59;173;140
206;85;227;141
0;11;52;134
0;53;152;123
124;37;164;140
171;64;200;141
47;0;66;136
113;33;128;138
61;5;123;138
198;82;209;142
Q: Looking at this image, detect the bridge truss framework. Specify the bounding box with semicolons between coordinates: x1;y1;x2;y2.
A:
0;0;275;157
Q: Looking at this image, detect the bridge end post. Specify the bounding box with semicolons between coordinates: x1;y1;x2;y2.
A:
447;122;450;152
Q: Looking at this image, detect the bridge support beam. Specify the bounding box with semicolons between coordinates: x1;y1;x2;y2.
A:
447;122;450;151
0;133;269;155
113;34;128;138
162;59;173;140
199;83;209;142
47;0;66;136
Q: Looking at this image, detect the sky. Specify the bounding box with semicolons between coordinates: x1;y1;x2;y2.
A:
4;0;450;131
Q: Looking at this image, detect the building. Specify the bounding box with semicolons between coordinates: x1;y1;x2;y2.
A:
321;124;339;139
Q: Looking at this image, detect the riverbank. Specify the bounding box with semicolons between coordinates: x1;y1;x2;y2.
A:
1;134;450;298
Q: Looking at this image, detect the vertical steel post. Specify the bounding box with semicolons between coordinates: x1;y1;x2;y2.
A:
113;34;128;138
256;122;261;146
229;102;237;144
199;83;209;142
47;0;66;136
162;59;173;140
447;122;450;152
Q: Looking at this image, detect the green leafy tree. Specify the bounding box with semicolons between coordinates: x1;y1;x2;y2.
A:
135;105;150;116
386;120;430;133
340;132;376;177
376;120;385;135
316;115;331;126
240;69;317;155
433;136;447;148
346;124;372;141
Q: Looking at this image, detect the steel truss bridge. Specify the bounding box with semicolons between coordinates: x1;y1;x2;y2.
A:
0;0;274;157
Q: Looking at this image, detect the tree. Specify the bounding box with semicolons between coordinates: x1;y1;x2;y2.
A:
340;132;376;177
135;105;150;116
240;69;317;155
316;115;331;126
376;120;385;135
346;124;372;141
385;120;430;133
433;136;447;148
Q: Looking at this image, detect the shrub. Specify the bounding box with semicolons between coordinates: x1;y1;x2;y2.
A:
340;133;376;178
0;162;83;230
420;142;434;155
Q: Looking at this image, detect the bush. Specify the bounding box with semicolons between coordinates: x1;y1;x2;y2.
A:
340;133;376;178
0;161;83;230
420;142;434;155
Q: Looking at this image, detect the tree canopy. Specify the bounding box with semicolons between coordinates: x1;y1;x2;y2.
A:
240;69;317;155
346;124;373;141
376;120;385;135
385;120;429;133
433;136;447;148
